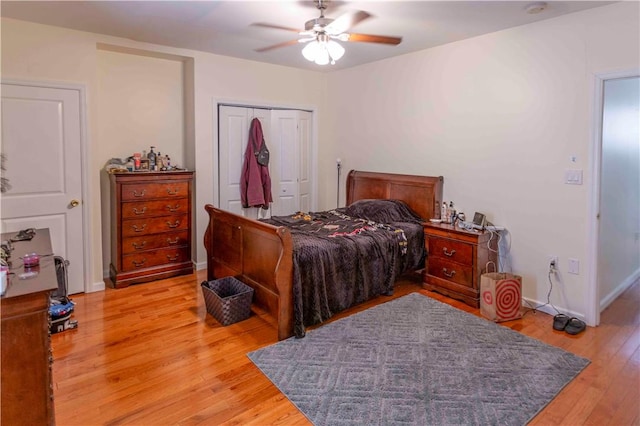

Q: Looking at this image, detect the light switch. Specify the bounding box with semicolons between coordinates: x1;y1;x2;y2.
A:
565;169;583;185
568;258;580;275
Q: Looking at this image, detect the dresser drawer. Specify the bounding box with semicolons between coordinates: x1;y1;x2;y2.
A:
122;214;188;237
427;257;473;288
122;231;189;254
121;199;189;219
122;247;190;272
121;182;189;201
428;237;473;265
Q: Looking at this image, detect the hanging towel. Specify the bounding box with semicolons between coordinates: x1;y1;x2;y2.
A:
241;118;273;209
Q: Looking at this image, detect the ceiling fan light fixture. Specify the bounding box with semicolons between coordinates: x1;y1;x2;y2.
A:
315;47;330;65
301;38;345;65
302;40;321;61
326;40;345;61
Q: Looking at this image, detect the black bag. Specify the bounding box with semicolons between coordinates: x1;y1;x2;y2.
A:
255;138;270;166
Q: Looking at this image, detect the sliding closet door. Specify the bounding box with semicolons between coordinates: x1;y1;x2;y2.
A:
270;110;298;216
297;110;312;213
218;105;270;219
270;110;313;216
218;105;312;218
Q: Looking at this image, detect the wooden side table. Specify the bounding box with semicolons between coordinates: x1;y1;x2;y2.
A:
1;228;57;425
422;222;498;307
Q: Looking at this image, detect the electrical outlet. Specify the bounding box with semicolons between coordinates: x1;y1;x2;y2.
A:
548;256;558;271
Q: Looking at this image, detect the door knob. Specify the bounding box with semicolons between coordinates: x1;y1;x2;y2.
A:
70;199;80;208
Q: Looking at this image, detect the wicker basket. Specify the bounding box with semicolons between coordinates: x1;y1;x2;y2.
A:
201;277;254;326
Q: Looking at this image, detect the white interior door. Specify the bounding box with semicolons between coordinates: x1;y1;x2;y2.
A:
297;110;312;213
1;83;86;294
218;105;270;219
270;110;298;216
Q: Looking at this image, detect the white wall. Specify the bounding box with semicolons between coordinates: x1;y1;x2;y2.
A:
324;2;640;320
97;48;185;275
1;17;327;289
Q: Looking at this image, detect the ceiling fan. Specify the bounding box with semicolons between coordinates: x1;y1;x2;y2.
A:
253;0;402;65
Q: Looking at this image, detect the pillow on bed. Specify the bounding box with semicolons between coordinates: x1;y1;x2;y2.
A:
342;199;423;223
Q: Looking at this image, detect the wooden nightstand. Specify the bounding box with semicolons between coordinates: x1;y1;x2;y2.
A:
422;222;498;307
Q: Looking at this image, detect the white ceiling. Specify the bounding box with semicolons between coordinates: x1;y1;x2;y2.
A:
1;1;616;72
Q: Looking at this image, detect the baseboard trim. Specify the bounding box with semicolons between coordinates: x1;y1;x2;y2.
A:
195;261;207;271
520;298;585;323
88;280;105;293
600;267;640;312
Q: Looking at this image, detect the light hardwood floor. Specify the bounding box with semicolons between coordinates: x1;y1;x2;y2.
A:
51;270;639;425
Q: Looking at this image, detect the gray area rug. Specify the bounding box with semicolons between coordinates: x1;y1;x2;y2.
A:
248;293;590;426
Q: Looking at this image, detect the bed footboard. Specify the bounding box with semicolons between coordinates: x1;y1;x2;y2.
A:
203;205;294;340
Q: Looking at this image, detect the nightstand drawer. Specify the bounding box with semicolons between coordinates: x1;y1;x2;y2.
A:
428;257;473;287
428;237;473;265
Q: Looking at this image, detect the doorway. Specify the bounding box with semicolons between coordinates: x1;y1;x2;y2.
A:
588;73;640;326
1;81;90;294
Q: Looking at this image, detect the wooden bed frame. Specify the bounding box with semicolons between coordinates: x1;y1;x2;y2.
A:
204;170;443;340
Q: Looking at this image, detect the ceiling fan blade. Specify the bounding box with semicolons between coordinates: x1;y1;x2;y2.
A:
324;10;371;35
255;39;301;53
251;22;301;33
347;33;402;45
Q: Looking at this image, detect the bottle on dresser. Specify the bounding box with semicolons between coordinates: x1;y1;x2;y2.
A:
442;201;449;223
148;146;157;171
156;152;164;169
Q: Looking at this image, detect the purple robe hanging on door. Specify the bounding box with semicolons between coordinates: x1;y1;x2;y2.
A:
241;118;272;209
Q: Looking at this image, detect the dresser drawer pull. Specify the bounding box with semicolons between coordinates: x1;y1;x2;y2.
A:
442;268;456;278
132;189;146;198
132;207;147;215
132;258;147;267
166;204;180;212
132;241;147;250
167;237;180;245
132;224;147;233
166;254;180;261
166;220;181;228
167;188;180;196
442;247;456;257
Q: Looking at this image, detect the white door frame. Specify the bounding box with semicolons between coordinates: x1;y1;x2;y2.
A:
212;98;318;213
586;68;640;326
2;79;94;293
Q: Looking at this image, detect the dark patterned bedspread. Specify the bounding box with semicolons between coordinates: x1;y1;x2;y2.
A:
261;199;425;337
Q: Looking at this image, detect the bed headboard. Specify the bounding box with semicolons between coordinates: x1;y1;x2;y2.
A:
345;170;444;221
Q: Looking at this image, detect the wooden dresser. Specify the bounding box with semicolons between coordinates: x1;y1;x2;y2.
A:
109;171;194;288
1;228;57;425
422;222;498;307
